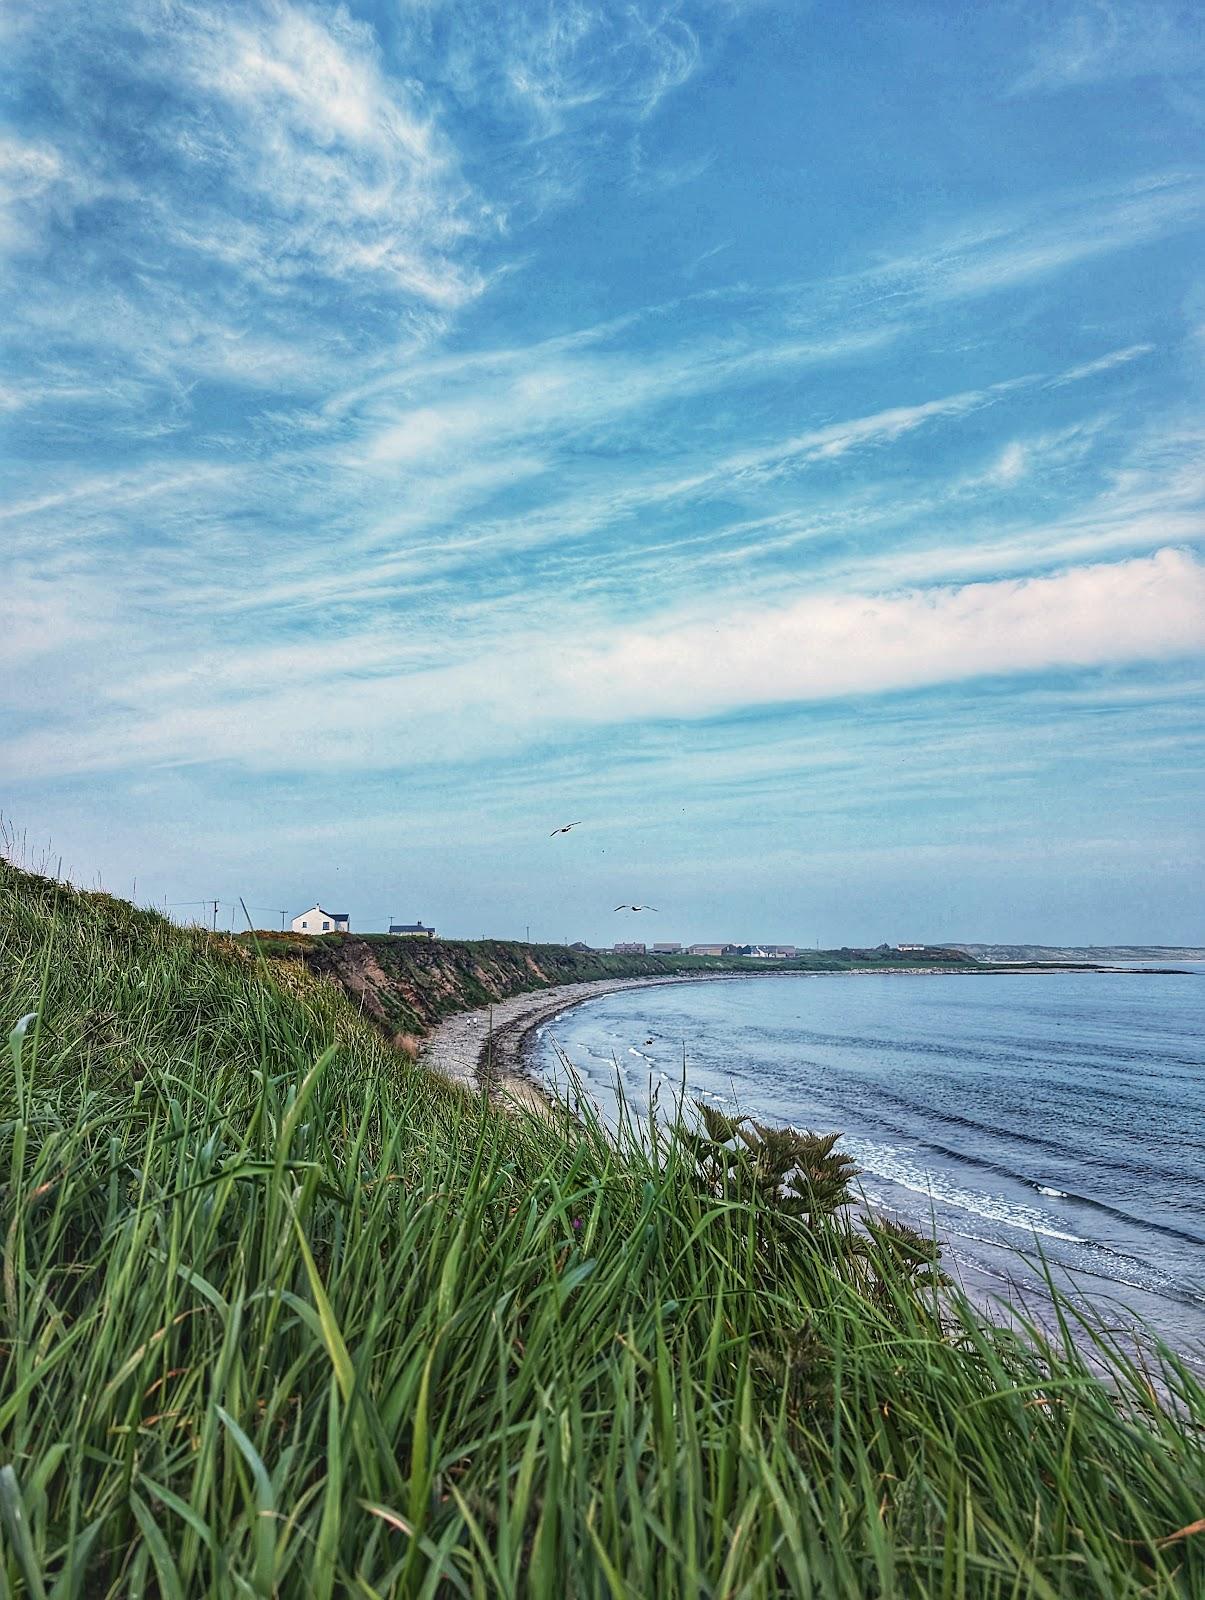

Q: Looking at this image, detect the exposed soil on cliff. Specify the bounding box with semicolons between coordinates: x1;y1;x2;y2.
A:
263;934;681;1044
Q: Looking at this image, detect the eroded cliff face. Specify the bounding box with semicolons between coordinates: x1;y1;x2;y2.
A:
239;931;979;1052
284;936;677;1044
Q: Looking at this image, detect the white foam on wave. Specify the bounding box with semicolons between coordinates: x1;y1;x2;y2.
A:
845;1138;1088;1244
1037;1185;1067;1198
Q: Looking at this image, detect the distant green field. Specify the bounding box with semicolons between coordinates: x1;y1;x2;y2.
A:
3;862;1202;1597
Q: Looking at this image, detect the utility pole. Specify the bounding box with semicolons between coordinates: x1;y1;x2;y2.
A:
212;900;219;932
526;924;530;944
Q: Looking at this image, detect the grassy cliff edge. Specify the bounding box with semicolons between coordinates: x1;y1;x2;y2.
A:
1;862;1202;1597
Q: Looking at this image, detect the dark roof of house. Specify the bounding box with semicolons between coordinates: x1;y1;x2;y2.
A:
300;906;347;920
389;922;433;933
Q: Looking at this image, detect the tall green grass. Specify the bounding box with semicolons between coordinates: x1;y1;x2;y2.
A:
1;863;1202;1597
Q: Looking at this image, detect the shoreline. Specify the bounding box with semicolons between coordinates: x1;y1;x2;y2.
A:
420;971;756;1107
416;960;1130;1104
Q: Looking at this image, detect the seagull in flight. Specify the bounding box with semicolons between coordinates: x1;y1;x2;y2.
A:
614;903;659;913
550;821;583;836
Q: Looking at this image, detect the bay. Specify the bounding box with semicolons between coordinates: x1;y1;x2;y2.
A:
536;967;1205;1353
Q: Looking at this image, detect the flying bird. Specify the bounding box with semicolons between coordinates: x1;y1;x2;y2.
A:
614;903;659;913
550;821;583;836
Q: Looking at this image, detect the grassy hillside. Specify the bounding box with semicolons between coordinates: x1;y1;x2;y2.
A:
240;930;977;1045
2;862;1203;1597
948;943;1205;964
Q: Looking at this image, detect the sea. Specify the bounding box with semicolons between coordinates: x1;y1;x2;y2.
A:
534;967;1205;1354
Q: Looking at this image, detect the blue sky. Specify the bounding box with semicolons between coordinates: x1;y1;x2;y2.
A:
2;0;1203;944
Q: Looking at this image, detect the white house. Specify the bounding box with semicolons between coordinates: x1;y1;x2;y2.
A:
291;905;349;934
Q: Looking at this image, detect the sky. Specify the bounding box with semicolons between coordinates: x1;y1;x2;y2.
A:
2;0;1203;946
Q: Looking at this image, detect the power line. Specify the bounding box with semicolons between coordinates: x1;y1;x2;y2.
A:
245;905;289;931
168;900;291;932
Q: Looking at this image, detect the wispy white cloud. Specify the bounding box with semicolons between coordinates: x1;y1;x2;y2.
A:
665;381;1027;490
0;133;90;251
347;323;898;474
164;1;490;304
0;0;497;442
0;134;65;201
408;1;705;132
314;344;1148;597
869;175;1205;302
590;547;1201;711
0;464;235;527
1046;343;1155;387
627;131;715;194
1012;2;1201;94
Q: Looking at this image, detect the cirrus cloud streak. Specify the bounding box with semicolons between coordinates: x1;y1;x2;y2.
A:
3;549;1201;780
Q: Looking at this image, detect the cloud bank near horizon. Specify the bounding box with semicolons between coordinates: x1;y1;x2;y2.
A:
4;549;1202;779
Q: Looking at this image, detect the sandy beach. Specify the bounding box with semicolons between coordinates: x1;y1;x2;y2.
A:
417;964;979;1108
418;972;724;1109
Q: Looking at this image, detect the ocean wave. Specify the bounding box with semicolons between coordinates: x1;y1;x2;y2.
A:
913;1117;1192;1189
848;1140;1089;1244
1021;1180;1205;1250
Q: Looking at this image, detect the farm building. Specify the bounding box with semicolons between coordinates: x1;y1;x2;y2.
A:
291;905;349;934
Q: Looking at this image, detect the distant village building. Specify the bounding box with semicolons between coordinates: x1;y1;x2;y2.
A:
569;940;592;951
614;941;647;954
896;943;927;952
652;942;682;953
391;921;436;939
734;944;799;958
688;943;738;957
291;905;349;934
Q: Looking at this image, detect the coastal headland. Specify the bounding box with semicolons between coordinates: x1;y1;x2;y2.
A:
242;928;1140;1105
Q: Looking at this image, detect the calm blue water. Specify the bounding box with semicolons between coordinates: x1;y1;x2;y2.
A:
536;969;1205;1351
